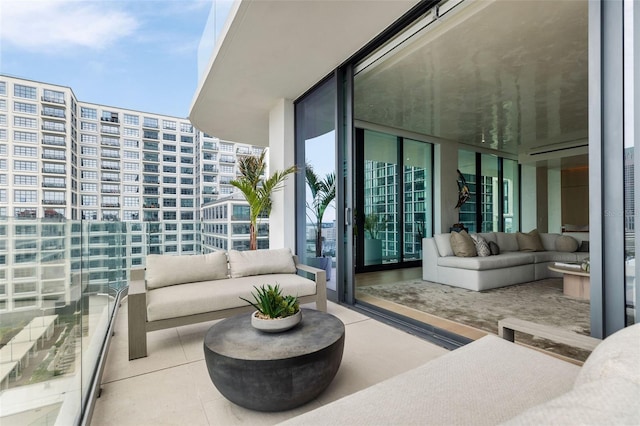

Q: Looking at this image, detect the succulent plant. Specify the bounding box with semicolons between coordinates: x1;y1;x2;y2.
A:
240;284;300;319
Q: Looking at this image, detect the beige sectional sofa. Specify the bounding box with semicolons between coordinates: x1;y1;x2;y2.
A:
127;248;326;360
281;322;640;425
422;231;590;291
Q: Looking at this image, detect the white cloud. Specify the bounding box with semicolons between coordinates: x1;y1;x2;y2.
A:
0;0;139;52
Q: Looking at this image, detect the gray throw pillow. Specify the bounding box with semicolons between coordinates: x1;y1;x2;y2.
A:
471;234;491;257
489;241;500;256
450;230;477;257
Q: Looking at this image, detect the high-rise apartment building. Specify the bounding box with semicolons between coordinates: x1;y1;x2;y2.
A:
0;75;263;312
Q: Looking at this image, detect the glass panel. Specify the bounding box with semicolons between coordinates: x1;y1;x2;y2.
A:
502;158;519;233
625;145;636;324
296;77;337;288
457;150;476;232
480;154;499;232
403;139;432;261
364;130;398;265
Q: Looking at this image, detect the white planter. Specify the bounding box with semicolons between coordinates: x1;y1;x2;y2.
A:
251;309;302;333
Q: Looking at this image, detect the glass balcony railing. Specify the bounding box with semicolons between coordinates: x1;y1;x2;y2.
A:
0;217;186;425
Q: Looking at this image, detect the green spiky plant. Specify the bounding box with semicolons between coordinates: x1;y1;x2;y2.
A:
240;284;300;319
230;151;297;250
305;164;336;257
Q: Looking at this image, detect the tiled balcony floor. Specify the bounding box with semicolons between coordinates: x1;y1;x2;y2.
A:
91;300;449;425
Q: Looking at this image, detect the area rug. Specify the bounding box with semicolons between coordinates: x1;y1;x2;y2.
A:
358;278;592;360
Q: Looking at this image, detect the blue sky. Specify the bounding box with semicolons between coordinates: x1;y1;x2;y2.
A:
0;0;214;118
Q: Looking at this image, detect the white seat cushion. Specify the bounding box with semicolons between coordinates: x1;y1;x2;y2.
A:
438;252;535;271
147;273;316;321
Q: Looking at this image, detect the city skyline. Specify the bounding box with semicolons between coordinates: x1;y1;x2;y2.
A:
0;0;213;118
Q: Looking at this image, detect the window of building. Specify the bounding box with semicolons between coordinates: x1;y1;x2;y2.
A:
14;116;37;129
180;146;194;154
124;197;138;207
0;159;6;170
124;162;139;171
163;120;176;130
163;211;177;220
163;144;176;152
101;124;119;134
14;175;37;186
143;117;158;128
180;167;193;175
14;190;37;202
123;127;139;137
163;133;176;141
180;123;193;133
81;134;97;144
14;101;37;114
0;99;5;111
82;158;97;168
82;183;97;192
81;107;97;119
43;89;65;104
14;84;37;99
43;106;65;118
124;185;138;193
124;151;139;159
82;146;97;156
82;195;97;206
0;81;5;95
42;120;65;132
14;160;37;171
81;121;98;132
82;170;97;180
124;113;139;125
0;189;5;202
82;210;98;220
163;166;176;173
124;173;138;182
14;131;37;143
124;139;139;148
13;146;37;157
163;176;177;184
0;130;5;141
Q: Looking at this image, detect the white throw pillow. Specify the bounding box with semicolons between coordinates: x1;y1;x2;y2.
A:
433;233;454;257
228;248;297;278
555;235;579;252
146;251;228;289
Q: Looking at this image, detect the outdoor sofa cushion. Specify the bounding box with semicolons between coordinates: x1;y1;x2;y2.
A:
146;251;228;289
228;248;297;278
146;273;316;321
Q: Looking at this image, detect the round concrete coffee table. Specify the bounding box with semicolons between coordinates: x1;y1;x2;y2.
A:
203;308;345;412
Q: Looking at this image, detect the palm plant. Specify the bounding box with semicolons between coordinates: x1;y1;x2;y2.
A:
306;164;336;257
231;151;297;250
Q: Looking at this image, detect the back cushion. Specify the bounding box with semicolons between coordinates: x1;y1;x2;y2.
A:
228;248;297;278
434;233;454;257
477;232;497;244
540;233;561;251
574;323;640;388
555;235;579;252
146;251;228;289
450;230;477;257
516;229;545;252
496;232;519;252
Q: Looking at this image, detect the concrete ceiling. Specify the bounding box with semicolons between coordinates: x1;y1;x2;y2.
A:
190;0;589;168
354;0;588;162
189;0;420;146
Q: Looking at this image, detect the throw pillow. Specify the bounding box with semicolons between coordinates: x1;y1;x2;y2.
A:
555;235;579;252
450;230;477;257
489;241;500;255
470;234;491;257
578;240;590;252
516;229;545;252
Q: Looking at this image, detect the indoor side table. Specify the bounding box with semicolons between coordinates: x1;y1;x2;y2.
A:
203;308;345;412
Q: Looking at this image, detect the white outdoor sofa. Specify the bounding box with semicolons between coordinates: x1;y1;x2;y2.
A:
423;231;590;291
127;248;326;360
281;320;640;425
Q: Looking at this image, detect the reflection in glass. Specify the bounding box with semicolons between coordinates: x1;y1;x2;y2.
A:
403;139;433;261
457;150;476;232
624;147;636;324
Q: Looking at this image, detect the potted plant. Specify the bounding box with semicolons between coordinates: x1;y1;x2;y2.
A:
364;213;385;265
240;284;301;332
305;164;336;279
231;151;297;250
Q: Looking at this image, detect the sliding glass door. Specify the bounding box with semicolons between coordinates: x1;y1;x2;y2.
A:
355;128;432;271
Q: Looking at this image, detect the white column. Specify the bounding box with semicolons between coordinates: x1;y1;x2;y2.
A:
434;142;459;233
268;98;296;250
547;168;562;233
521;164;538;232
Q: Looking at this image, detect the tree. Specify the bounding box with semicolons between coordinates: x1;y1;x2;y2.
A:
231;151;297;250
305;165;336;257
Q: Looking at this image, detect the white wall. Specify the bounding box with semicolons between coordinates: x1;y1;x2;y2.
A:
268;99;296;250
547;168;562;233
521;164;538;232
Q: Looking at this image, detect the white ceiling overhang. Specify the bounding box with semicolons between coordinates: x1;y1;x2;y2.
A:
189;0;420;146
